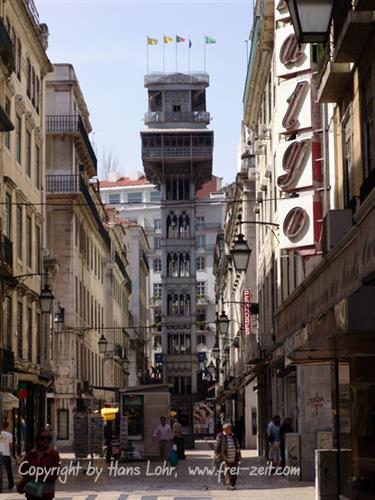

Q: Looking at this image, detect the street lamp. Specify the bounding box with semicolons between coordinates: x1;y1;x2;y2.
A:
212;344;220;360
286;0;334;43
218;311;230;336
54;303;65;333
230;232;252;273
39;284;54;314
98;334;108;354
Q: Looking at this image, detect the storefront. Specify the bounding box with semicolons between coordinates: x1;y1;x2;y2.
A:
276;190;375;498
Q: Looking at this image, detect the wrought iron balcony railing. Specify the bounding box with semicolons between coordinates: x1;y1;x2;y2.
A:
144;111;210;125
0;18;15;73
46;174;110;249
46;115;97;171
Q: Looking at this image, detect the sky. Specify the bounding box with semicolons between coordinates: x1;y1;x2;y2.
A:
37;0;253;183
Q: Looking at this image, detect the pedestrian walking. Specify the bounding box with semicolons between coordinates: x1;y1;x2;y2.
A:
172;417;185;459
280;417;293;467
153;416;173;462
267;415;281;468
0;421;14;491
214;422;241;490
104;421;113;464
16;429;60;500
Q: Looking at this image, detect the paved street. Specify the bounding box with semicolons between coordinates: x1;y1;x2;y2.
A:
2;448;314;500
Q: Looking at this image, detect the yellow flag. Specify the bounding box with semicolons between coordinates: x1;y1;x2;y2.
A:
147;37;158;45
163;36;173;44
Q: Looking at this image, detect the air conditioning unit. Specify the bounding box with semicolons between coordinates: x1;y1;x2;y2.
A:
323;209;353;256
0;373;17;390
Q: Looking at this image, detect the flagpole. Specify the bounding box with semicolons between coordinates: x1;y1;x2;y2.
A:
175;37;178;72
147;35;149;73
163;35;165;73
204;37;206;72
188;35;191;74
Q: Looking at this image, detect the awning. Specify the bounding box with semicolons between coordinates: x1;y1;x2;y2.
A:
0;392;19;410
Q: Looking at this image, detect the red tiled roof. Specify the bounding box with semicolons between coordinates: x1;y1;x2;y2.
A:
100;176;151;188
196;176;219;199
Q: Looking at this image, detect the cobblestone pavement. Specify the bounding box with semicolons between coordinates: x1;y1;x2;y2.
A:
1;448;315;500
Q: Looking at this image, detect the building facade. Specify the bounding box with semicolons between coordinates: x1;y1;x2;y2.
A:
100;172;226;414
0;0;52;453
45;64;131;449
139;71;215;440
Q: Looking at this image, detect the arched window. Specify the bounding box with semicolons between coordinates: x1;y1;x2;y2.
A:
179;211;190;238
166;211;178;238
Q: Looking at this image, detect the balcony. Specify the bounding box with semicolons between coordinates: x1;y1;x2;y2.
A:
46;175;110;249
0;18;15;74
334;10;375;63
144;111;210;125
0;235;13;275
46;115;97;175
141;132;214;163
318;61;352;103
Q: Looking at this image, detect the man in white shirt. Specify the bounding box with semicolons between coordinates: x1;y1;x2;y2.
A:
153;416;173;462
0;421;14;490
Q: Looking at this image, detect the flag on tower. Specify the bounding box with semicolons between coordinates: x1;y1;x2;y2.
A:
176;35;186;43
147;37;158;45
164;36;174;43
204;35;216;44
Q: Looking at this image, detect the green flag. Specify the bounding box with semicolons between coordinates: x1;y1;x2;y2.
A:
205;35;216;44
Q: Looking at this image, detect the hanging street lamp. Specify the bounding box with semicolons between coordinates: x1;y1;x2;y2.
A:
39;284;54;314
230;233;252;273
98;334;108;354
286;0;335;44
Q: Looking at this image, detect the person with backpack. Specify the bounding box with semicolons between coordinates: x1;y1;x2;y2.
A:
214;422;241;490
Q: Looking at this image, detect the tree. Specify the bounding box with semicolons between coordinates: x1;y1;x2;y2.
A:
99;147;119;180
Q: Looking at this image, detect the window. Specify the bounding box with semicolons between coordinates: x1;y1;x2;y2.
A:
196;235;205;249
16;206;22;260
173;104;181;112
197;281;206;296
196;216;205;228
16;37;21;81
31;67;35;105
196;257;205;271
35;76;40;114
4;97;11;149
153;218;161;231
27;307;32;362
27;58;31;98
154;236;161;251
16;114;22;164
35;225;41;273
150;191;161;202
17;301;23;358
4;298;12;350
26;215;32;268
26;130;31;177
108;193;121;204
362;68;375;181
127;192;142;204
153;259;162;272
35;144;40;188
57;409;69;440
5;193;11;237
149;90;162;112
153;283;162;299
192;90;206;111
197;334;206;345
